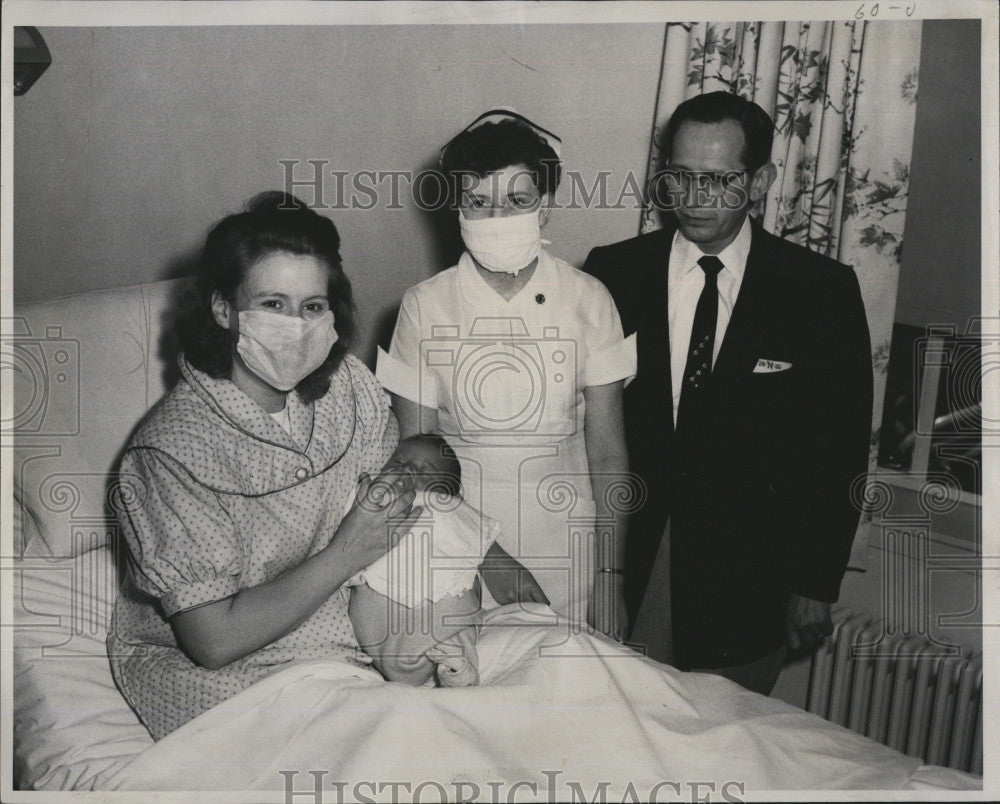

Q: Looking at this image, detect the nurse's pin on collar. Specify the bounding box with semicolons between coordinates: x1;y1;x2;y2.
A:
535;293;546;304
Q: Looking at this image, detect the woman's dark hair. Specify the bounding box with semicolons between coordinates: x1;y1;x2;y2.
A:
659;91;775;171
408;433;462;497
177;191;355;403
441;118;561;200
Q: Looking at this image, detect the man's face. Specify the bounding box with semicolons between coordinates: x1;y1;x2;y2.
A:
665;119;773;254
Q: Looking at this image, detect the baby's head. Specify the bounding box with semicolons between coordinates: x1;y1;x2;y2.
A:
383;434;461;496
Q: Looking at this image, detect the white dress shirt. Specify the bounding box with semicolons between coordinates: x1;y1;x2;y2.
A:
668;216;752;426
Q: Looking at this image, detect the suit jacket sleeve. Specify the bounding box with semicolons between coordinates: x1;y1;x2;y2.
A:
787;264;873;602
583;245;637;338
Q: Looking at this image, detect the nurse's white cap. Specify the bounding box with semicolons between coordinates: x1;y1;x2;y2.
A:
440;107;562;163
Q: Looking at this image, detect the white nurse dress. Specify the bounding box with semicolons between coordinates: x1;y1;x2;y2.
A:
377;249;636;622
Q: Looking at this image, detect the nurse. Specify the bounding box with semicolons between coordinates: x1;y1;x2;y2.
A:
377;110;636;638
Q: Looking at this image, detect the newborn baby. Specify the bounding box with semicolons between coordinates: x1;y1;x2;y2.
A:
346;434;497;686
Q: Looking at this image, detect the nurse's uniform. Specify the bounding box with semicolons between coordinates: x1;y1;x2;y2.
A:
378;249;636;622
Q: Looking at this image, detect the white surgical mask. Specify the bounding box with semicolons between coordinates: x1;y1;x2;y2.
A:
236;310;338;392
459;209;542;275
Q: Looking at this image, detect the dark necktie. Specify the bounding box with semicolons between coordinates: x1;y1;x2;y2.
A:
675;255;723;436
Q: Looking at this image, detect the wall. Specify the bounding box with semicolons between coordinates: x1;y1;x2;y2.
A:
12;24;664;363
14;20;982;348
774;509;983;711
895;18;982;330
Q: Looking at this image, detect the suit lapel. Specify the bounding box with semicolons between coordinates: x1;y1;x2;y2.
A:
637;225;676;430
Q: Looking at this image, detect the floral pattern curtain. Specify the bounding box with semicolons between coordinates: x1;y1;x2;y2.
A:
641;20;923;568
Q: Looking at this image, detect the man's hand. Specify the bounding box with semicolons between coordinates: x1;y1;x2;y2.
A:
479;542;549;606
785;593;833;652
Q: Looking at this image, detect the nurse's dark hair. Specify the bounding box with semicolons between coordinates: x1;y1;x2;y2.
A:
441;119;561;200
659;91;775;171
406;433;462;498
177;191;355;403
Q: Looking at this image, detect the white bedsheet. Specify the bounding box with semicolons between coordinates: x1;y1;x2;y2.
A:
12;551;154;790
97;605;979;798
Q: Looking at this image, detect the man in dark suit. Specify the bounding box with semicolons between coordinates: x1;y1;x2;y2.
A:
583;92;872;695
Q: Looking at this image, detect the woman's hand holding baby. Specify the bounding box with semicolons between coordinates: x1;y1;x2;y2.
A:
173;471;422;670
330;471;423;575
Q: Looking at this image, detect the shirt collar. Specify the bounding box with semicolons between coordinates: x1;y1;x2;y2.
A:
178;354;313;451
671;215;752;281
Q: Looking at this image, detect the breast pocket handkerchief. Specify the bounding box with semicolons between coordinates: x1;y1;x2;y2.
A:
753;358;793;373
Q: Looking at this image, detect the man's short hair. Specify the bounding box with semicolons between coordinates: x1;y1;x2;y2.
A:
660;91;775;170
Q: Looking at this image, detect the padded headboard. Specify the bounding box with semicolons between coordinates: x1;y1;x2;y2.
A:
10;279;190;558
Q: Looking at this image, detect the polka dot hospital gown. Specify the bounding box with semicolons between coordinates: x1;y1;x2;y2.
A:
107;354;397;740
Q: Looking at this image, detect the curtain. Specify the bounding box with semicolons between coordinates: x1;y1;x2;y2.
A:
640;20;923;568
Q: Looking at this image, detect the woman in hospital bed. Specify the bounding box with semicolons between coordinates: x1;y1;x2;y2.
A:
107;191;426;740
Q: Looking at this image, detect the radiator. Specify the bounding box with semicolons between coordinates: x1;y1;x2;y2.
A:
806;607;983;775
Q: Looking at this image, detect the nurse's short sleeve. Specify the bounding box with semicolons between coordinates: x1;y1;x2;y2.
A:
584;282;638;388
117;447;242;617
377;288;439;408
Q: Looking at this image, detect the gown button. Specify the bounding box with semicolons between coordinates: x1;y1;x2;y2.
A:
294;467;309;481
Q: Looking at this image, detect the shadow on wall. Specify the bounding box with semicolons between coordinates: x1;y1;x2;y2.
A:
416;154;465;275
367;303;401;371
157;255;198;392
363;154;466;368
